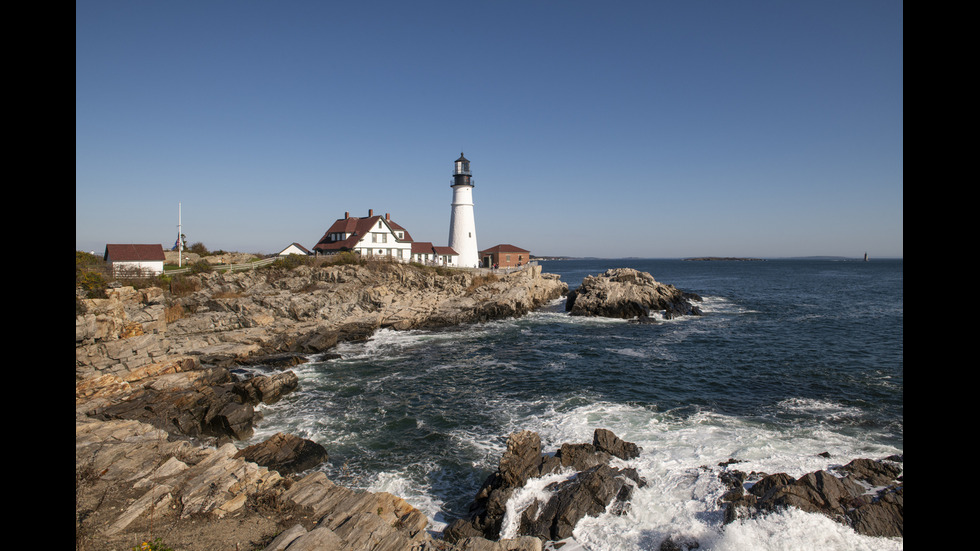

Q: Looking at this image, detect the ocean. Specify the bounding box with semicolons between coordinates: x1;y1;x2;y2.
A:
243;258;904;550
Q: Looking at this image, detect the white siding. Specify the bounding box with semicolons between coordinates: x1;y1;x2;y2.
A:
112;260;164;276
448;184;479;268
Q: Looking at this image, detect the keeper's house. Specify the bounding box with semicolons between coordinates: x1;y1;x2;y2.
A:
481;244;531;268
313;209;459;267
313;210;414;260
104;244;166;276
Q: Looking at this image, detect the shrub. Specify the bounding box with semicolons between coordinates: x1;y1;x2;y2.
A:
269;254;315;270
189;260;213;274
168;275;200;297
330;251;366;266
78;270;108;299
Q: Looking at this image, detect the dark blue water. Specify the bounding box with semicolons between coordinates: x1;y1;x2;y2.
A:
248;258;903;550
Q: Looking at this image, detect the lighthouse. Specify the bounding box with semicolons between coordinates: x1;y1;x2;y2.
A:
448;152;480;268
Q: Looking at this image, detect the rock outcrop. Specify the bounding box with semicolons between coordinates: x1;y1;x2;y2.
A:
76;262;567;376
565;268;702;320
75;415;444;551
445;429;644;544
78;357;301;442
235;432;330;476
719;455;904;538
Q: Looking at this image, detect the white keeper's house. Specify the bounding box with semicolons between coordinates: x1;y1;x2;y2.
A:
312;210;460;267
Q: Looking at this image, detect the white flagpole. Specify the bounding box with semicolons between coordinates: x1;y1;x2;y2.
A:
178;202;182;268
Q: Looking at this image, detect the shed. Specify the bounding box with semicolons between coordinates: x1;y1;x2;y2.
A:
104;244;166;276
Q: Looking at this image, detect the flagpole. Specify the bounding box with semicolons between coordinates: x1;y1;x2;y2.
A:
178;202;182;268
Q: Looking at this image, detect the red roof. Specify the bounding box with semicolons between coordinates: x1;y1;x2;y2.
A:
411;241;435;254
104;244;166;262
313;213;414;253
410;242;457;255
480;244;529;254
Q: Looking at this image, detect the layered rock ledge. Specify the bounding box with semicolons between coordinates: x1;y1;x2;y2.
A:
76;262;567;550
76;262;567;376
565;268;702;320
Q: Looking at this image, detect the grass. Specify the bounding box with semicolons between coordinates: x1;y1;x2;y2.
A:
466;273;500;294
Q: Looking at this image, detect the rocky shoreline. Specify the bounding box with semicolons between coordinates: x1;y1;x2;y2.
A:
76;261;901;550
76;261;569;550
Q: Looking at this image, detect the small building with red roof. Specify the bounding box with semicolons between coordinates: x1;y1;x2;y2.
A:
103;244;166;276
411;242;459;267
480;244;531;268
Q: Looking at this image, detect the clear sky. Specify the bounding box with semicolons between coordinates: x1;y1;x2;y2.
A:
76;1;903;259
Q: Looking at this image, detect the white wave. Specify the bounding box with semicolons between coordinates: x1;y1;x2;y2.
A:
698;295;757;315
470;400;902;551
609;347;648;358
776;397;866;422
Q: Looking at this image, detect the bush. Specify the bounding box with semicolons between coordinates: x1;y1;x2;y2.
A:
168;275;200;297
188;242;209;256
189;260;213;274
78;271;108;299
269;254;316;270
330;252;366;266
76;252;109;298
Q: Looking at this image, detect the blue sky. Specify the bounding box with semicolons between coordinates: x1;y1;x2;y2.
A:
76;1;903;259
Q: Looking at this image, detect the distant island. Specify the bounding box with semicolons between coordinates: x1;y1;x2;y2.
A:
531;255;578;261
683;257;766;262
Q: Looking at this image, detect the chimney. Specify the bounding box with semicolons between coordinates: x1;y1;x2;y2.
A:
385;213;390;221
368;209;374;217
345;211;349;219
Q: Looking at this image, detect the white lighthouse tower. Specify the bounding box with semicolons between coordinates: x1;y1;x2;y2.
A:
448;152;480;268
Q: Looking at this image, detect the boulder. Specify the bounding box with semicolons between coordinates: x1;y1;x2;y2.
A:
235;432;328;475
446;429;644;544
594;427;641;460
565;268;702;320
517;463;644;541
235;371;300;405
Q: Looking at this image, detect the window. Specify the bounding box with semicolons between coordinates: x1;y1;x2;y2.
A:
372;233;387;243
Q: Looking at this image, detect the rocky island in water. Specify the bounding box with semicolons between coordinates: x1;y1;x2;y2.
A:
75;257;901;550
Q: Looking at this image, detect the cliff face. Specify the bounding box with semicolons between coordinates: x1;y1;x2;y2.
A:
76;262;567;377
